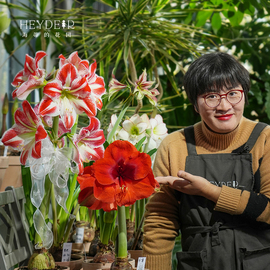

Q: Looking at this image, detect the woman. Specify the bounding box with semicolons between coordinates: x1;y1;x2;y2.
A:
143;52;270;270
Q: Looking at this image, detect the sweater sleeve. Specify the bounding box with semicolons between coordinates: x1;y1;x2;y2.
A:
143;139;180;270
215;128;270;226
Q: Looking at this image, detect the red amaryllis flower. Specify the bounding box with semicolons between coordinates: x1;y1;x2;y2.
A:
78;166;117;211
78;140;159;210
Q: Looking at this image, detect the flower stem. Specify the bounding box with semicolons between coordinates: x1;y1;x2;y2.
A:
51;184;58;246
117;205;127;258
130;204;135;222
62;203;80;243
52;116;59;145
127;48;142;114
101;223;112;245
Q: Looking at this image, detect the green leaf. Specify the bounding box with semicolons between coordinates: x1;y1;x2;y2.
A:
40;0;49;15
152;0;170;14
265;82;270;119
0;12;10;33
135;136;147;151
123;43;130;74
211;12;222;34
124;28;130;46
147;148;157;157
104;141;110;149
195;10;212;27
107;105;129;143
98;0;117;8
127;0;132;17
184;12;193;24
103;210;117;223
112;48;123;75
250;84;263;105
3;33;14;54
132;0;148;17
249;0;262;9
210;0;223;4
229;10;244;27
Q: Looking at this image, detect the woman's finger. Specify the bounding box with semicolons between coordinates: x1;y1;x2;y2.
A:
155;176;181;185
172;179;191;189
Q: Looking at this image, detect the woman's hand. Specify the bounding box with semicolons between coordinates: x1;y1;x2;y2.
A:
156;170;221;203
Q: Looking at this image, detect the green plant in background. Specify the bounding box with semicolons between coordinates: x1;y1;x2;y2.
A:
66;0;270;133
73;0;209;131
177;0;270;124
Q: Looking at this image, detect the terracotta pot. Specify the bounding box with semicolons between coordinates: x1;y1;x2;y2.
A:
128;250;143;267
1;156;22;191
82;258;135;270
15;266;70;270
0;156;9;190
55;254;83;270
72;242;91;255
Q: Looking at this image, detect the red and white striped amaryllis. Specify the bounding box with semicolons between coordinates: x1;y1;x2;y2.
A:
59;52;106;110
73;116;105;166
85;60;106;111
59;51;89;76
108;75;127;98
1;100;47;165
39;62;96;129
134;69;160;106
11;51;47;100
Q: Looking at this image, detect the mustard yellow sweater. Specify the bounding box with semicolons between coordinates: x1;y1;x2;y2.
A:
143;117;270;270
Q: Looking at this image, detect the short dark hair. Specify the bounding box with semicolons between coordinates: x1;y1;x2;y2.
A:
183;52;250;107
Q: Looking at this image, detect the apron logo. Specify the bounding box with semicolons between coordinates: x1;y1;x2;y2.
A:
210;180;241;188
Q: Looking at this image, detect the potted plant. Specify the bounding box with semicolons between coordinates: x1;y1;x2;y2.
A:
0;51;106;270
78;139;159;270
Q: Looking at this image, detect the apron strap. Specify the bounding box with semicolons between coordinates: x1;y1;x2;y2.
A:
232;122;268;154
184;126;197;155
182;222;247;247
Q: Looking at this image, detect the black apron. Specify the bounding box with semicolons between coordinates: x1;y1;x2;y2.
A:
176;122;270;270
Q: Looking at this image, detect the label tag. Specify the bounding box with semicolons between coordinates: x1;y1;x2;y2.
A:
61;242;72;262
75;227;84;243
137;257;146;270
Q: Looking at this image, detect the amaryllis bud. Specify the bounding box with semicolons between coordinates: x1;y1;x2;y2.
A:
2;93;9;115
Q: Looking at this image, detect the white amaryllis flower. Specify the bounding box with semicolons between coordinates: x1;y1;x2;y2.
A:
149;114;168;147
121;114;148;145
107;114;129;142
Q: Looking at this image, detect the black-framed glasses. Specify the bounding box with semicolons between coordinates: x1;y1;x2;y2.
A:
202;89;244;108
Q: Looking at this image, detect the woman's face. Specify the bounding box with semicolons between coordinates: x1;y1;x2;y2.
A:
196;86;245;133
